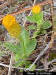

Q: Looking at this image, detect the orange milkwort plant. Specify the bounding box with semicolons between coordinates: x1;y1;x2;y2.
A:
2;14;37;70
27;5;52;38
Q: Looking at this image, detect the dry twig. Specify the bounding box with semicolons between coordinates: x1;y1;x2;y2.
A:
8;53;14;75
47;59;56;66
0;2;8;8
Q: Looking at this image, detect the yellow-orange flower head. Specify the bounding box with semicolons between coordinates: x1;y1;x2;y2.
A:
32;5;41;14
2;14;21;38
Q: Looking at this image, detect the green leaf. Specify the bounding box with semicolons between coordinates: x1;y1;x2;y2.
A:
28;25;36;30
27;12;43;24
19;29;30;57
33;12;43;25
41;29;47;34
32;30;41;38
27;16;37;23
19;28;37;57
32;31;38;38
4;42;25;59
4;42;18;53
26;39;37;56
42;21;52;29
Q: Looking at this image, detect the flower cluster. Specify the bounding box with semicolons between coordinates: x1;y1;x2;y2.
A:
2;14;21;38
32;5;41;14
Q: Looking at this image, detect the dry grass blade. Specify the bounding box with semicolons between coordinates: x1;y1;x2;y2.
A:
8;53;14;75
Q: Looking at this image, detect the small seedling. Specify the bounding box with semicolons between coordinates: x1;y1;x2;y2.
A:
27;5;52;38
